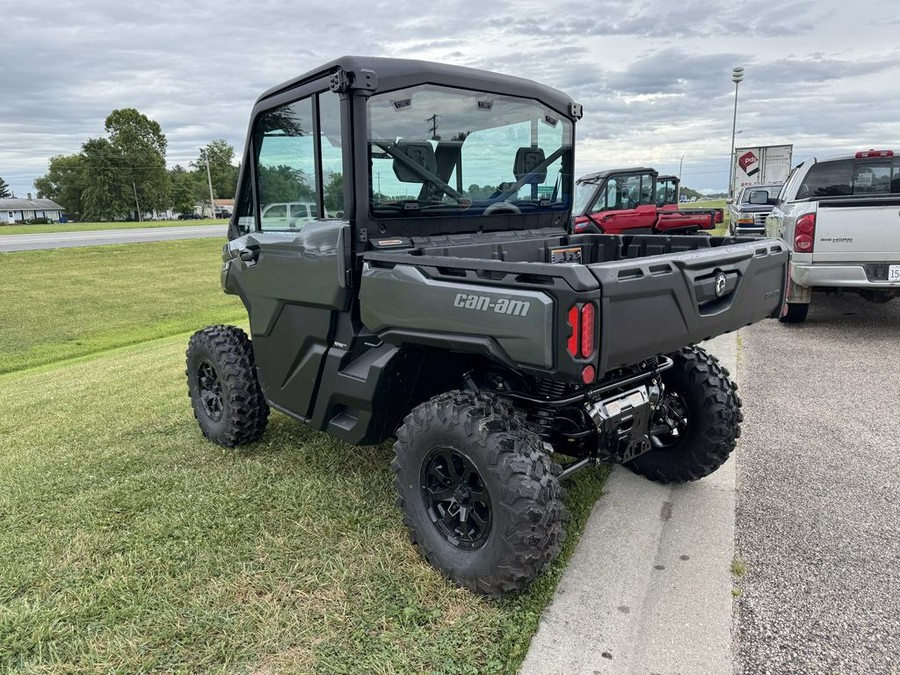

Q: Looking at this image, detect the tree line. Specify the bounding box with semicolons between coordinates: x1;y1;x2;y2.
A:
31;108;239;221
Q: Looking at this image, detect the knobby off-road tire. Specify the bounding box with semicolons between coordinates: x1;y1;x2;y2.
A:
778;302;809;324
392;390;568;596
627;345;742;484
186;325;269;447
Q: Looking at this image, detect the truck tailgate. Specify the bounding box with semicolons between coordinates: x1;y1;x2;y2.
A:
813;198;900;263
589;238;788;373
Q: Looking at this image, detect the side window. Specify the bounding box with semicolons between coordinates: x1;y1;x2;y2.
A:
319;92;345;218
256;97;317;231
590;177;618;213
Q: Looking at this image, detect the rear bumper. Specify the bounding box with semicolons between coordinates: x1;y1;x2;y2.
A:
791;262;900;288
733;224;765;236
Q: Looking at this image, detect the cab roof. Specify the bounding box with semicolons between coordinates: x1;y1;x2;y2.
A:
577;167;657;183
256;55;580;119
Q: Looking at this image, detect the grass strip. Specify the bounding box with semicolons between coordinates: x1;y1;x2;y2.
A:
0;335;607;673
0;239;245;374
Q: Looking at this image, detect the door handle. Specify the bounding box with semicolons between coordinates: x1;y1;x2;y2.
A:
237;247;259;263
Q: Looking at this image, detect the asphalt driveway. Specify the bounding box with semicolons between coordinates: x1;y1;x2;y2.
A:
0;224;226;252
735;293;900;673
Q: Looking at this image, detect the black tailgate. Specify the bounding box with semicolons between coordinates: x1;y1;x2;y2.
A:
589;237;788;373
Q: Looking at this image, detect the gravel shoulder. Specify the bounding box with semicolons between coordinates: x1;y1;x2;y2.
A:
734;294;900;673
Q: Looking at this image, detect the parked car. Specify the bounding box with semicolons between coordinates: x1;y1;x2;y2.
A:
178;212;202;220
259;202;317;228
728;182;782;236
766;149;900;323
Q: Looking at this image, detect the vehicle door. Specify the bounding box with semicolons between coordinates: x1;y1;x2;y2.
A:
588;173;657;233
226;88;350;420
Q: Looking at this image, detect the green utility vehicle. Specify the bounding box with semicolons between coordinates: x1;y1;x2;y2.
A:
187;57;788;595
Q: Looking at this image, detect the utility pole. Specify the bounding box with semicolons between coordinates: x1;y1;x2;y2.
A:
132;181;142;222
426;114;441;140
202;148;216;218
727;67;744;199
679;155;684;182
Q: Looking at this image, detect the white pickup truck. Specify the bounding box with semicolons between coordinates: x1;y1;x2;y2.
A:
766;149;900;323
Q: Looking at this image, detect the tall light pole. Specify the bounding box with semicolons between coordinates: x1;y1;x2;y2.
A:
727;66;744;199
679;155;684;181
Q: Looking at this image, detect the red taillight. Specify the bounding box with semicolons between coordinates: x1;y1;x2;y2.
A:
567;303;597;360
580;303;595;358
567;306;579;357
794;213;816;252
856;149;893;159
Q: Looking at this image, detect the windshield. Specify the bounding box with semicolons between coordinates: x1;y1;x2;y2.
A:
573;180;598;215
367;84;573;218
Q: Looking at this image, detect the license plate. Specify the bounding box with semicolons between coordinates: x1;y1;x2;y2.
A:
890;265;900;282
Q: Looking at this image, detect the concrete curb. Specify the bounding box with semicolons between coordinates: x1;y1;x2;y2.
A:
520;334;739;675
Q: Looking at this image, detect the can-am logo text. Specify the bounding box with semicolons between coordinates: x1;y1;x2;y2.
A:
454;293;531;317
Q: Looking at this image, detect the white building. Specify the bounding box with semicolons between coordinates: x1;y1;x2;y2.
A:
1;197;66;224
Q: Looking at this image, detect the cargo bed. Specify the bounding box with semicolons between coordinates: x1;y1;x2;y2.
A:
361;229;788;380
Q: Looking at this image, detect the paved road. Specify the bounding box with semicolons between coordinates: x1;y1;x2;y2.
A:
522;333;740;674
734;294;900;674
0;224;226;252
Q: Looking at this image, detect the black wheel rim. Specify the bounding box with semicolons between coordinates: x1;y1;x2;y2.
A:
421;448;492;550
651;392;689;449
197;360;224;422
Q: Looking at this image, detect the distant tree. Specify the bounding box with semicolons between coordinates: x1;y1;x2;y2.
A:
467;183;498;200
192;140;239;202
104;108;168;216
0;177;11;198
324;171;344;214
680;186;703;201
168;164;201;214
34;154;86;219
81;138;131;220
257;164;315;203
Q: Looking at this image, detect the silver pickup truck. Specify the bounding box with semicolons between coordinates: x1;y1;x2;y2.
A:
766;149;900;323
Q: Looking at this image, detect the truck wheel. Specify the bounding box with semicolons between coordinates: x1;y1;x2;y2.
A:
778;302;809;323
392;390;567;596
626;346;741;483
186;325;269;447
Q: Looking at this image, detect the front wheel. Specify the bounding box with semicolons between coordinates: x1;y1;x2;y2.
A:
186;325;269;447
626;346;742;483
392;391;567;596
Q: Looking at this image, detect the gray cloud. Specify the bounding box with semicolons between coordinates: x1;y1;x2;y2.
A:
1;0;898;197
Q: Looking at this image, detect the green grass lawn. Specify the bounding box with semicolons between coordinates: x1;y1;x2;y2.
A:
0;240;609;672
0;239;244;374
0;219;225;236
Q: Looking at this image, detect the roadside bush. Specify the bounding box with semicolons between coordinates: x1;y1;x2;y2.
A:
26;217;54;225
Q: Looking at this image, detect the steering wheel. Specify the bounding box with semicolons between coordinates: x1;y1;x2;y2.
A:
483;201;521;216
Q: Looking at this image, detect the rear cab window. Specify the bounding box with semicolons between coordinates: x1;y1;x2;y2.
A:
797;156;900;200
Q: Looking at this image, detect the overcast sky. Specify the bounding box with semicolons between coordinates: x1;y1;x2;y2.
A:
2;0;898;198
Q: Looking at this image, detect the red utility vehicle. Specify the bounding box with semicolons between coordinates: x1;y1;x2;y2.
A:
657;174;724;224
573;168;717;234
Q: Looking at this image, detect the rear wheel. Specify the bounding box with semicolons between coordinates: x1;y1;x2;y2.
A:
626;346;742;483
186;325;269;447
392;390;567;596
779;302;809;323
